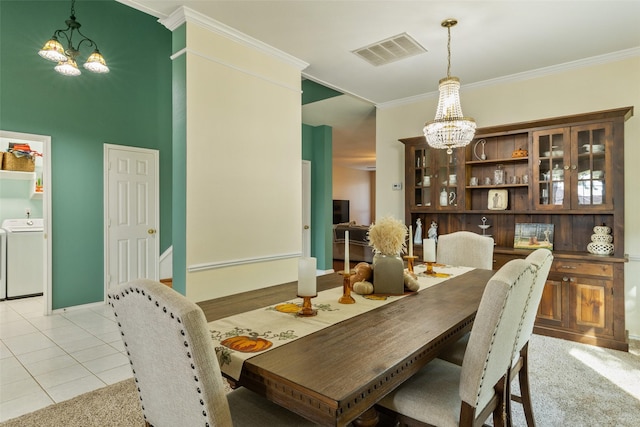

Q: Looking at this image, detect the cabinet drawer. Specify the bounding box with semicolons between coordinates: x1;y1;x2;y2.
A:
551;260;612;278
493;253;524;270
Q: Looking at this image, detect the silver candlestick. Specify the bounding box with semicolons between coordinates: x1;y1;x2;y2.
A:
478;216;491;236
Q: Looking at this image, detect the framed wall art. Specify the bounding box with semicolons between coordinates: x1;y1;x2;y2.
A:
514;223;554;250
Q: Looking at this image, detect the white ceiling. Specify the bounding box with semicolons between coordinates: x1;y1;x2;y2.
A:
118;1;640;170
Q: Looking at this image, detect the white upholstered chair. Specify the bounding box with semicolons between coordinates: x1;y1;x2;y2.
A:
437;249;554;427
108;279;316;427
436;231;495;269
376;259;537;427
507;248;553;426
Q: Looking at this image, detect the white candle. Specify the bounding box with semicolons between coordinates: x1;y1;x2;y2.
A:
423;238;436;262
344;230;350;274
409;225;413;257
298;257;317;297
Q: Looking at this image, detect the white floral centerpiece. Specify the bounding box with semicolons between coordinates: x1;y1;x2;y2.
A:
368;216;408;255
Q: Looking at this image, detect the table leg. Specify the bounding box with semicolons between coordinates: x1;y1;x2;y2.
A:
353;407;379;427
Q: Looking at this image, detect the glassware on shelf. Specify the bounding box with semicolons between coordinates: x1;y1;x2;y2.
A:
494;164;505;185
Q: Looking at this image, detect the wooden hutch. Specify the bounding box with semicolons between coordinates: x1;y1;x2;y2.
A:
401;107;633;351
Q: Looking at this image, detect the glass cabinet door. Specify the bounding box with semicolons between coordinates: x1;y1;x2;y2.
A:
411;147;432;208
533;124;613;211
435;149;462;210
410;146;462;210
533;128;570;209
571;123;613;209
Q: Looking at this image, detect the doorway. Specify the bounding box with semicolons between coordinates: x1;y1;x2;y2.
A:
103;144;159;294
0;130;51;313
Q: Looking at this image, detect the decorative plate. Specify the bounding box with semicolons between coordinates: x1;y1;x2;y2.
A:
488;189;508;210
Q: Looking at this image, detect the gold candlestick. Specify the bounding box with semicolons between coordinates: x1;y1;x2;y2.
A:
404;255;418;273
338;271;355;304
296;295;317;317
425;261;435;275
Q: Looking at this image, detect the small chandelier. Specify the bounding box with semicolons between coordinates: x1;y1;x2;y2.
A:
423;19;475;154
38;0;109;76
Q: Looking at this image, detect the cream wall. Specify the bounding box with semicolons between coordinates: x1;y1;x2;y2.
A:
333;165;374;225
183;23;306;301
376;55;640;338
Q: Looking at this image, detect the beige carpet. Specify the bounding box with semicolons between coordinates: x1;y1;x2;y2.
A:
2;335;638;427
0;378;143;427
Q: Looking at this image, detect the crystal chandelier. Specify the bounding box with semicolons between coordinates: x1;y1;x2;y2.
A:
423;19;475;154
38;0;109;76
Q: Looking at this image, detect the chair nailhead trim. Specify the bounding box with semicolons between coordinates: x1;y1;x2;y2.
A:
113;283;215;426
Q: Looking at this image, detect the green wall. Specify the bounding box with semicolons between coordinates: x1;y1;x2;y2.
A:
302;124;333;270
0;1;173;308
171;24;187;296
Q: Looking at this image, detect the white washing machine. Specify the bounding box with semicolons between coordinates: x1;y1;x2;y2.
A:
1;218;44;299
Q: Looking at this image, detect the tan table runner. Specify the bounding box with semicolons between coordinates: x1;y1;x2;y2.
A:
209;265;473;380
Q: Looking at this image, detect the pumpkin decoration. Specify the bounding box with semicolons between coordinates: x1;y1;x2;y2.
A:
221;333;273;353
353;281;374;295
275;303;301;313
511;148;528;158
403;271;420;292
350;262;373;285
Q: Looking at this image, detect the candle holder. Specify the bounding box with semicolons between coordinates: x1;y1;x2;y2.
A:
296;295;318;317
404;255;418;273
425;261;435;275
338;271;356;304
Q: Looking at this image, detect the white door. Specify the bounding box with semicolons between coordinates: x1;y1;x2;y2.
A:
302;160;311;257
105;145;159;292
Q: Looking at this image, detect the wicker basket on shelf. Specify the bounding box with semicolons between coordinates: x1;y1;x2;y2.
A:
1;152;36;172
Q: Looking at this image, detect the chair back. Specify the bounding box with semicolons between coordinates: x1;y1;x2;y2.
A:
459;259;536;411
108;279;233;427
436;231;494;269
514;249;554;353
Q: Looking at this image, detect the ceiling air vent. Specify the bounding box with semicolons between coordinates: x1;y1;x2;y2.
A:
353;33;426;66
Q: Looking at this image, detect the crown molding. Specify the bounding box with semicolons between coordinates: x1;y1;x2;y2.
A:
377;47;640;110
159;7;308;71
116;0;167;19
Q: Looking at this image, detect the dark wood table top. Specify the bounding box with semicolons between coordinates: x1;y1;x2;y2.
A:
198;268;495;426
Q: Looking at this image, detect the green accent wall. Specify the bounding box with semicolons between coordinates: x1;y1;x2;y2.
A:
0;1;173;308
302;80;343;105
302;124;333;270
171;24;187;296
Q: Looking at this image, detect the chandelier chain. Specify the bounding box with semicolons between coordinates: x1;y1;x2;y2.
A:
447;25;451;78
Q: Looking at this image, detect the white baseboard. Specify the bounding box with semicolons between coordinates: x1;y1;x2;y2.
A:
52;300;107;314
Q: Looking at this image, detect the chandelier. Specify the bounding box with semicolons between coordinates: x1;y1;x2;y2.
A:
423;19;475;154
38;0;109;76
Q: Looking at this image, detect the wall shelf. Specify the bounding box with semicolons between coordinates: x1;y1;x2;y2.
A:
0;170;35;180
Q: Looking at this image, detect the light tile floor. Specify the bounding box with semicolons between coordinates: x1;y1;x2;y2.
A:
0;296;133;422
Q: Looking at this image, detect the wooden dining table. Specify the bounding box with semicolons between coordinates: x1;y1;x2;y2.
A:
197;268;495;426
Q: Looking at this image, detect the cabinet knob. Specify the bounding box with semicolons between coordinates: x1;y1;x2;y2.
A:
148;229;156;235
304;225;310;230
571;164;577;170
564;165;570;170
563;276;569;282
